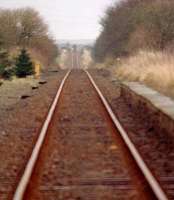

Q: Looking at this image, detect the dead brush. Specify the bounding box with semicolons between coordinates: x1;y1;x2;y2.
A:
115;50;174;97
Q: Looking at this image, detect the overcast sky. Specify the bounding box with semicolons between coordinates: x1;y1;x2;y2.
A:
1;0;116;40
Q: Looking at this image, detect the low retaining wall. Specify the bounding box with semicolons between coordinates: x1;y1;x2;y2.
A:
120;82;174;138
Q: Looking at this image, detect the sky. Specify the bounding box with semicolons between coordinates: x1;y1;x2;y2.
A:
0;0;116;41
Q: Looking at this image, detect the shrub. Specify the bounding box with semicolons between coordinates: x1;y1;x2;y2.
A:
0;49;12;79
0;64;5;77
3;67;14;79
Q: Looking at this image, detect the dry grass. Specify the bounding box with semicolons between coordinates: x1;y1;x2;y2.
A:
115;50;174;97
94;57;117;75
81;49;93;69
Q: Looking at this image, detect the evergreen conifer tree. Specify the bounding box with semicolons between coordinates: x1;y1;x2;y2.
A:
15;49;34;77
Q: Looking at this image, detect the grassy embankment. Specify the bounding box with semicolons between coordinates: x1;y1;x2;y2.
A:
116;51;174;98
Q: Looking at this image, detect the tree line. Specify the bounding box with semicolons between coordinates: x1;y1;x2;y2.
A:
0;7;58;78
93;0;174;62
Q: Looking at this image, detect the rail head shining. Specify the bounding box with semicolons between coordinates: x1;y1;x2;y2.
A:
13;70;71;200
85;70;168;200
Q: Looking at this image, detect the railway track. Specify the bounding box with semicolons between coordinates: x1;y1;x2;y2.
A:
12;53;170;200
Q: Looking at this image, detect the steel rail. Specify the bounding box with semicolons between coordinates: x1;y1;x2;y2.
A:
13;70;71;200
85;70;168;200
71;50;74;69
76;51;79;69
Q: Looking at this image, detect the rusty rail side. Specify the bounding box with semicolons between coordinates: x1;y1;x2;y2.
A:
85;70;168;200
13;70;71;200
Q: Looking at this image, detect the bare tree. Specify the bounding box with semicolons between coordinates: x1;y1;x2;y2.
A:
93;0;174;62
0;7;58;66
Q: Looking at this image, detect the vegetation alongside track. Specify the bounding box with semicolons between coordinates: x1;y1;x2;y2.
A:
0;7;58;80
93;0;174;98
